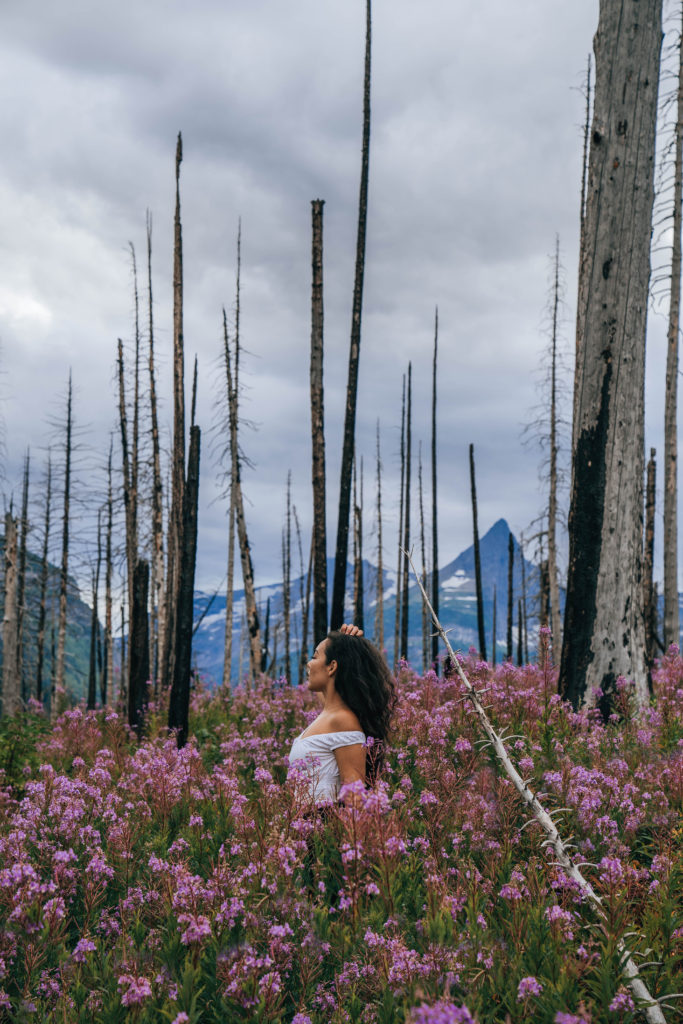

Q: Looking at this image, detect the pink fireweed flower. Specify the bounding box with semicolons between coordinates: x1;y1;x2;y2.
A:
409;1001;475;1023
599;856;624;885
609;988;635;1012
118;974;153;1007
555;1014;589;1024
171;1014;190;1024
178;913;211;945
72;937;96;962
517;976;543;1000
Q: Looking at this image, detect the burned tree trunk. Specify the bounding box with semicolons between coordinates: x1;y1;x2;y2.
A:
169;425;200;747
492;584;497;668
330;0;372;630
469;443;487;661
146;213;165;690
117;337;136;700
223;307;261;687
36;453;52;704
103;438;114;705
548;237;563;656
507;531;514;662
129;559;150;734
560;0;662;711
431;307;440;670
353;456;365;633
573;54;593;451
54;373;72;715
282;472;292;683
2;513;20;716
310;198;328;644
17;450;30;703
161;133;186;693
393;375;406;669
663;25;683;649
374;421;384;650
418;446;429;672
400;364;412;662
644;448;657;667
87;510;102;710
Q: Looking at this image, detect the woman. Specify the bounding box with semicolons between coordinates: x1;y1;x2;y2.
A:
288;624;397;807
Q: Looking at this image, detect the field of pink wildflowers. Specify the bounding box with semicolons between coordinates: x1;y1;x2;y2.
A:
1;644;683;1023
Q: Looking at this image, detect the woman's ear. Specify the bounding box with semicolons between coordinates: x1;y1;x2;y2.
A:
327;659;338;678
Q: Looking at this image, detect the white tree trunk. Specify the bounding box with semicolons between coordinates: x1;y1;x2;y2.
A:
2;514;20;716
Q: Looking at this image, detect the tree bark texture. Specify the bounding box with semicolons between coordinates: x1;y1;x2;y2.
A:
354;456;364;633
418;448;429;672
129;558;150;734
393;376;405;670
663;26;683;648
560;0;662;710
169;425;200;747
103;438;114;705
17;450;29;703
507;531;514;661
146;213;165;691
469;443;487;661
310;199;328;645
374;422;384;651
330;0;372;631
87;511;102;710
548;237;563;656
2;514;20;716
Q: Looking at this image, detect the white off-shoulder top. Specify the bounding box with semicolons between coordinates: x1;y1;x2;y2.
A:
288;730;366;805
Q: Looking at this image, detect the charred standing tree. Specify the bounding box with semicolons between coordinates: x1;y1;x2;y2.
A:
469;443;487;661
517;599;523;667
393;375;406;669
560;0;662;711
330;0;372;631
573;54;593;451
431;308;440;670
54;373;73;715
2;512;20;716
129;559;150;734
103;438;114;705
293;505;311;683
87;511;102;710
663;27;683;649
36;453;52;704
418;446;429;673
548;237;563;656
222;307;239;689
507;531;514;661
353;456;365;632
161;133;186;692
223;308;261;686
17;450;30;702
169;425;200;747
400;364;412;662
519;532;530;663
644;448;657;668
310;199;328;644
146;213;165;690
374;422;384;650
117;337;137;699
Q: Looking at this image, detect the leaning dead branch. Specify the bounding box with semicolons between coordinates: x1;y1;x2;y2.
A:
407;549;667;1024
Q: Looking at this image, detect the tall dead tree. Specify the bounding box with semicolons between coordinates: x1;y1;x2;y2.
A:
117;337;137;701
492;585;497;668
547;237;563;655
330;0;372;631
353;456;365;632
519;531;529;663
310;198;328;645
663;24;683;649
418;446;429;672
469;443;487;661
431;308;439;669
54;373;73;715
2;512;20;716
17;450;30;702
393;375;406;669
293;505;311;683
560;0;662;711
169;424;200;747
103;438;114;704
146;212;165;689
130;559;150;734
507;531;514;661
374;421;384;650
573;54;593;450
223;306;261;685
400;364;412;662
36;453;52;704
87;510;102;710
161;133;186;692
644;448;657;667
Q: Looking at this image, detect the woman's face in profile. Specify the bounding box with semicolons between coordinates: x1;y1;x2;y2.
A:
306;639;331;692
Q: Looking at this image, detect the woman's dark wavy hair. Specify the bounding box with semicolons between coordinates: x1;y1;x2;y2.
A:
324;631;398;781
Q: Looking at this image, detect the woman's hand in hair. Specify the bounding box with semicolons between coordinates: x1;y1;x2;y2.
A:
340;623;364;637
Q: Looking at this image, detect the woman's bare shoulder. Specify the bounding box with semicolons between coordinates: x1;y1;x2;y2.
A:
328;707;363;733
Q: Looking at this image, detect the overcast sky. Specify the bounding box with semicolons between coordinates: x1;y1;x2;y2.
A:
0;0;677;596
